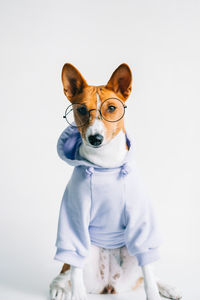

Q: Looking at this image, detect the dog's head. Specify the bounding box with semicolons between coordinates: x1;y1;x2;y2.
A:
62;63;132;147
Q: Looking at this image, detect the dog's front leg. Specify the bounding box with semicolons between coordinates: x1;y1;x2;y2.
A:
70;266;87;300
142;264;161;300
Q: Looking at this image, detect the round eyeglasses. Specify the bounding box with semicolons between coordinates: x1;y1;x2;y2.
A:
63;98;127;128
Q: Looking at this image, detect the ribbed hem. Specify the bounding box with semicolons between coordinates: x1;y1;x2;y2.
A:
136;248;160;266
54;248;86;268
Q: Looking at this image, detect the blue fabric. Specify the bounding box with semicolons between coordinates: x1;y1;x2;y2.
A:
54;126;162;268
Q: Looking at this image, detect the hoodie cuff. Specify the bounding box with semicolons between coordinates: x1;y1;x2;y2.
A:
54;248;86;268
136;248;160;266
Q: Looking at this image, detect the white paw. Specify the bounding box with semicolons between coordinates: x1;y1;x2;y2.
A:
49;272;71;300
71;281;87;300
158;283;182;300
71;292;87;300
50;285;66;300
146;288;161;300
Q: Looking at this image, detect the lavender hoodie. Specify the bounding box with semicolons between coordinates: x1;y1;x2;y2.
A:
54;125;162;268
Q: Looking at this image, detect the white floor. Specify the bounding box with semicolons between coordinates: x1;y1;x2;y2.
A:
0;260;198;300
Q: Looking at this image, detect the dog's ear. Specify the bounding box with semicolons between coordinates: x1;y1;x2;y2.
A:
62;63;88;101
106;64;132;101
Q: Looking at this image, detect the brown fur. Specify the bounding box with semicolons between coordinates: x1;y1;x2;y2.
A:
132;276;144;290
100;284;116;294
113;273;120;280
60;263;70;274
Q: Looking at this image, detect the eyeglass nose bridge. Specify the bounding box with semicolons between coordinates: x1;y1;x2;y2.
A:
88;108;103;121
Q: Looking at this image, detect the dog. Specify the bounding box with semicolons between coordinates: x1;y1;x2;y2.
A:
49;63;182;300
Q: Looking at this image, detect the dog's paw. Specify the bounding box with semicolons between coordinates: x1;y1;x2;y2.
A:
49;272;71;300
50;285;66;300
157;282;182;300
146;294;161;300
71;281;87;300
145;287;162;300
71;291;87;300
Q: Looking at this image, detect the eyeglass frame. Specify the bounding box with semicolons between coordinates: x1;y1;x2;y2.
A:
63;97;127;128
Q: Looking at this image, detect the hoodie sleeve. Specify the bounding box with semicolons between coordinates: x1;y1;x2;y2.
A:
124;168;162;266
54;166;91;268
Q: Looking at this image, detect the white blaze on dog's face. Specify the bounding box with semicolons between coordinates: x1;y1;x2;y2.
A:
61;63;132;147
83;93;105;147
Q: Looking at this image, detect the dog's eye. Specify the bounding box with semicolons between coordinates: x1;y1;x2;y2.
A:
107;105;116;112
77;106;88;116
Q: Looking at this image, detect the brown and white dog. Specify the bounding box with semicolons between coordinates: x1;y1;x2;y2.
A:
49;63;182;300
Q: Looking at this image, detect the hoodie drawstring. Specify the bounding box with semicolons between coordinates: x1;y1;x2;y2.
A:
85;164;131;177
120;163;131;176
85;167;94;176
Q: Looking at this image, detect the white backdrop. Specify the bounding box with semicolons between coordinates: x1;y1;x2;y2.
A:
0;0;200;299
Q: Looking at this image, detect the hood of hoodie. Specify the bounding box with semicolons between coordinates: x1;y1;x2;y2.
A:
57;125;135;169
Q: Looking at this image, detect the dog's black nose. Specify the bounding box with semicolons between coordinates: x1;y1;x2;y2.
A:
88;134;103;146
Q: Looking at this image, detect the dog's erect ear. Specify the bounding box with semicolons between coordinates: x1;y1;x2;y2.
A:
61;63;88;101
106;64;132;100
